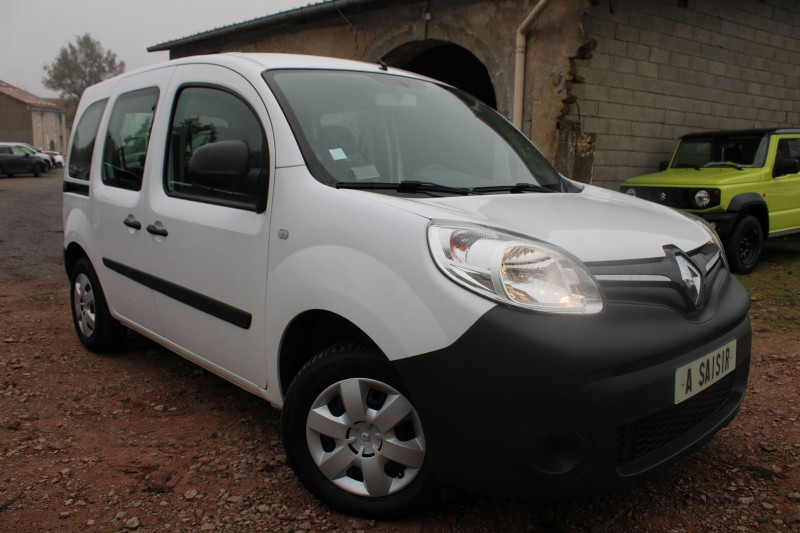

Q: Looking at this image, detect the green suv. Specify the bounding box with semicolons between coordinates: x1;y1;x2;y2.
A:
621;128;800;273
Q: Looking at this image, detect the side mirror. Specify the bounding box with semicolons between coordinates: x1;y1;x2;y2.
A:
773;157;799;178
658;160;669;171
189;140;249;189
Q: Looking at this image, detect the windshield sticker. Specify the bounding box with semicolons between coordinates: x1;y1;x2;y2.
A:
329;148;347;161
352;165;380;180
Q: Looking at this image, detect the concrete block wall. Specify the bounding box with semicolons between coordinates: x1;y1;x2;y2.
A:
566;0;800;189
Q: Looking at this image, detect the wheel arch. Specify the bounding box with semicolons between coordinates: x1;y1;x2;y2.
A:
278;309;376;398
727;193;769;237
64;241;90;279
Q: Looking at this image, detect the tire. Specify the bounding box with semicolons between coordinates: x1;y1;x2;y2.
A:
32;163;42;177
725;215;763;274
69;257;126;352
282;343;435;518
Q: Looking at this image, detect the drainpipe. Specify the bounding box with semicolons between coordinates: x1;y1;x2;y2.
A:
513;0;551;131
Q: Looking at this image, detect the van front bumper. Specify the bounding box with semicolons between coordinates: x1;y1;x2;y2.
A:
393;276;751;499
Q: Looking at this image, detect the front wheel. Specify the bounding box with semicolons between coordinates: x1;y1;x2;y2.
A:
725;215;763;274
69;258;126;352
282;343;434;518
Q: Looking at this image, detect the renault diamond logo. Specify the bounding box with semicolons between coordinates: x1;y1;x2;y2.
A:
675;254;703;307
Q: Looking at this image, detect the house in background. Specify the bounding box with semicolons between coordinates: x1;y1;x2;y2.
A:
148;0;800;189
0;80;67;153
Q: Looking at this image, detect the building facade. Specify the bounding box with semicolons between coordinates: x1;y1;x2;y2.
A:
149;0;800;189
0;80;67;153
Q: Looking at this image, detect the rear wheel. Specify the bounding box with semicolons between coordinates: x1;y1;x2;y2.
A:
32;163;42;177
282;343;434;518
69;258;126;352
725;215;763;274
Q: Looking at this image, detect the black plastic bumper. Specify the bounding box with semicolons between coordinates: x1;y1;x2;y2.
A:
699;212;739;238
393;273;751;499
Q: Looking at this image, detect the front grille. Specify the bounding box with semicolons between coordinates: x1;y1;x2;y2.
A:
616;373;734;466
633;187;696;209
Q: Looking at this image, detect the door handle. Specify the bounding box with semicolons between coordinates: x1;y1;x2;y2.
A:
123;215;141;230
146;224;169;237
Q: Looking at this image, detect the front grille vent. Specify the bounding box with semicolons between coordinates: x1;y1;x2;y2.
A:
616;374;734;466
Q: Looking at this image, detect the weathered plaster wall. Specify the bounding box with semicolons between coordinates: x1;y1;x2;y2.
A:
163;0;590;164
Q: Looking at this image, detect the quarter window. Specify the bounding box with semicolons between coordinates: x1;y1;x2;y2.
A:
777;138;800;159
68;99;108;180
166;86;268;212
101;88;159;191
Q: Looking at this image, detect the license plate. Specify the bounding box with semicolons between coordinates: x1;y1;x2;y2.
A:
674;339;737;404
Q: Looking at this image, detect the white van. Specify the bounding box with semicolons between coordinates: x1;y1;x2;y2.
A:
63;53;752;518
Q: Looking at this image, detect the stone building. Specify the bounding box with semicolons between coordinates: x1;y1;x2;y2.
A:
149;0;800;189
0;80;67;153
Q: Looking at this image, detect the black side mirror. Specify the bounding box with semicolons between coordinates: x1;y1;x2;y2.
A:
189;140;250;189
658;160;669;171
773;157;799;178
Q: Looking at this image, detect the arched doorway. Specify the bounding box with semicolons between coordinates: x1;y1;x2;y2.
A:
383;41;497;109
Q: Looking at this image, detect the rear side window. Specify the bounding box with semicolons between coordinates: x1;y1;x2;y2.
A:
165;86;268;212
68;99;107;180
777;138;800;159
101;88;159;191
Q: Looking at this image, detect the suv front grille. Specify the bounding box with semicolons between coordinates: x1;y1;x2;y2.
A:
632;187;696;209
616;373;734;467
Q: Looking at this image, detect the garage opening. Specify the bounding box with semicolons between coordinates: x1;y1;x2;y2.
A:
383;41;496;109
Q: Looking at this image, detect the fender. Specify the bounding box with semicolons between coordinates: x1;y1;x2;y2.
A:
727;192;766;213
726;192;769;235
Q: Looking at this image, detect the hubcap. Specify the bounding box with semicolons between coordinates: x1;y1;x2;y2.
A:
73;273;96;338
306;377;425;497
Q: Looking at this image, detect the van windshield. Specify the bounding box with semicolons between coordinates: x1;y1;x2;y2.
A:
265;69;566;195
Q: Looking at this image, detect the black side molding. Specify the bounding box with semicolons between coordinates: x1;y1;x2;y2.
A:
102;258;252;329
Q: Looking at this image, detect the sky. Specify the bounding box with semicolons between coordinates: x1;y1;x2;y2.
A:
0;0;316;99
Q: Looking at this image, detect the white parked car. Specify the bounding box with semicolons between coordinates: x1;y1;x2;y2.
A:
62;53;752;518
45;151;66;168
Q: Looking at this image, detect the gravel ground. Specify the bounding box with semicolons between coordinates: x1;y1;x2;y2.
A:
1;174;799;532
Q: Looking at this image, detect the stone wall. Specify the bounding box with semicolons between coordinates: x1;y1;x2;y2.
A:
0;95;32;143
567;0;800;188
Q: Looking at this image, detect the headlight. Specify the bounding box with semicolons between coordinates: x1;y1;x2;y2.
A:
694;189;710;208
625;188;637;197
427;222;603;314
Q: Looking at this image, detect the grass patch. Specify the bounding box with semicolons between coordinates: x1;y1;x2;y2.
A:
735;234;800;331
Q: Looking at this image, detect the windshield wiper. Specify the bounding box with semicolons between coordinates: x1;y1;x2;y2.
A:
704;163;743;170
472;182;555;194
336;180;472;195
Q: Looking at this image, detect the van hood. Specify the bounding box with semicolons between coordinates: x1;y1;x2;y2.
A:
351;184;712;263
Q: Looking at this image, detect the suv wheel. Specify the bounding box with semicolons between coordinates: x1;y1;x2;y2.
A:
725;215;763;274
32;163;42;177
282;343;434;518
70;258;126;352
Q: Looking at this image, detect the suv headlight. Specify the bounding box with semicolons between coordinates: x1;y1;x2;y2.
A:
428;222;603;314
